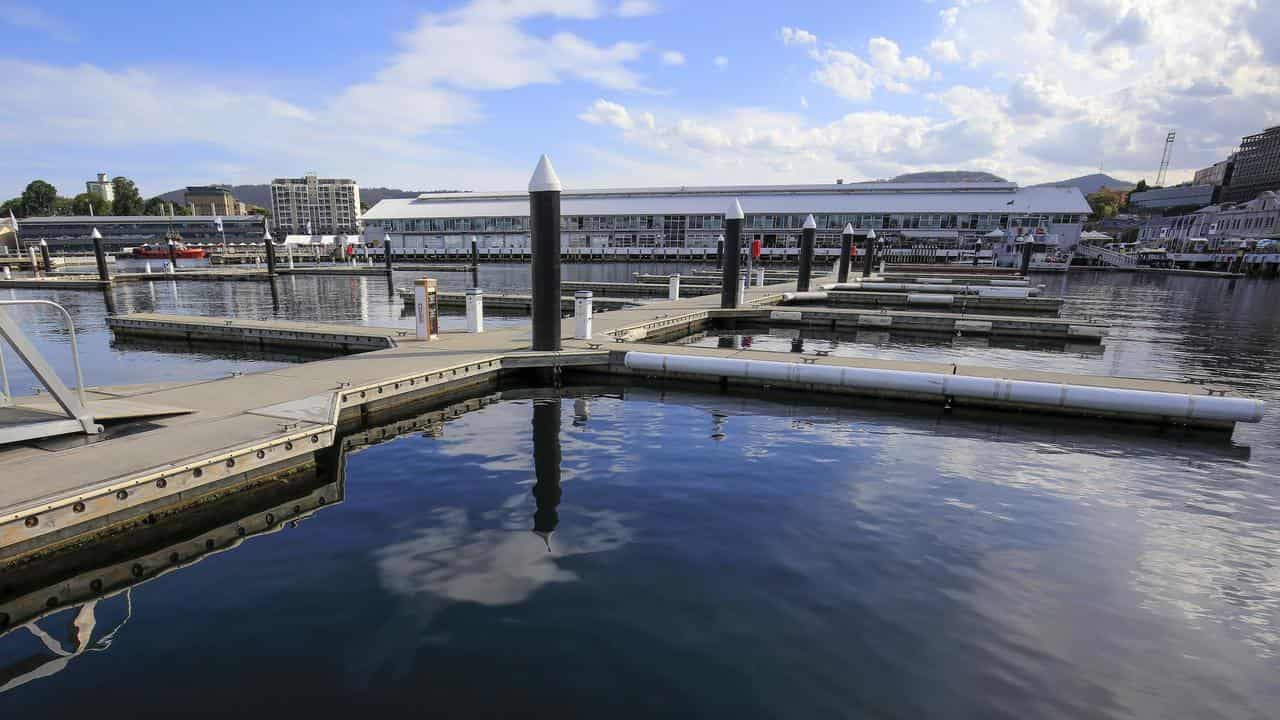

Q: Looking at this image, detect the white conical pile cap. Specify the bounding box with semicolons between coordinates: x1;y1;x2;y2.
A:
985;229;1005;238
725;198;745;220
842;223;855;234
528;154;562;192
263;227;272;241
803;214;817;230
90;227;102;240
867;229;877;240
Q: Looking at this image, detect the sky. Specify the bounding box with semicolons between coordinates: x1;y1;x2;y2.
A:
2;0;1278;200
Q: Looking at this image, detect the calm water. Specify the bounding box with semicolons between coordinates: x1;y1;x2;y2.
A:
1;266;1279;717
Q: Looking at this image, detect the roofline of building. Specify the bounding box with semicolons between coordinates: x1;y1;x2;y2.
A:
19;215;262;223
411;181;1024;203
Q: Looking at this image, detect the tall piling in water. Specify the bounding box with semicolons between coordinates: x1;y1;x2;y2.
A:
838;223;854;283
797;214;817;292
1020;240;1034;275
721;201;744;309
383;232;394;273
263;227;277;276
861;229;877;278
529;155;563;352
90;227;110;283
39;240;53;274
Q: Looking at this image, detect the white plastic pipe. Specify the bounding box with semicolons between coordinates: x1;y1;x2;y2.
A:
622;352;1265;424
781;291;829;303
574;291;593;339
465;288;484;333
907;293;955;305
145;262;152;274
668;274;680;300
756;267;766;286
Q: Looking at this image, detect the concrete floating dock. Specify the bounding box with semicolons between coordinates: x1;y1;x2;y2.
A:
783;290;1064;315
394;288;639;312
715;307;1106;341
0;269;1263;565
0;276;110;290
107;313;412;353
561;280;721;297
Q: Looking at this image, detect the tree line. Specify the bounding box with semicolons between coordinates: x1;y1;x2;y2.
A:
2;177;268;219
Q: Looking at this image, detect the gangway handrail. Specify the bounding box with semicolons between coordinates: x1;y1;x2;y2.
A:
0;300;89;408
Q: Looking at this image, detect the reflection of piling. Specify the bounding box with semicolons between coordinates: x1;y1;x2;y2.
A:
268;278;280;313
721;201;743;309
529;155;563;352
531;399;562;548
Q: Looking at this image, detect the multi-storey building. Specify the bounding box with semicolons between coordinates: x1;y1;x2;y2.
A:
1137;191;1280;250
363;182;1090;259
270;174;361;235
185;185;247;216
1193;158;1234;187
1222;126;1280;203
85;172;115;202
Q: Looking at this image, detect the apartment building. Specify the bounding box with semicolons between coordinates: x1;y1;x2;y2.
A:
270;173;361;234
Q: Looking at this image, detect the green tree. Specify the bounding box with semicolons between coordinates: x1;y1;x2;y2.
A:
247;206;271;218
111;176;145;216
21;180;58;216
53;196;75;215
1133;179;1149;194
71;192;112;215
0;197;22;218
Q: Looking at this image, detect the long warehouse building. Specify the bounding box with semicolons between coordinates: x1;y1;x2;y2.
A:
362;181;1091;260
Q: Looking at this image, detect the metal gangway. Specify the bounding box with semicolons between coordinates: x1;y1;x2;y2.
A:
0;300;102;445
1075;244;1138;267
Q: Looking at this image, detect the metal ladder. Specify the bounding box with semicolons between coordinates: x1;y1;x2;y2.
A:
0;300;102;445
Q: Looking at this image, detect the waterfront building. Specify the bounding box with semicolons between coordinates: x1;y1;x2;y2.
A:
1127;184;1217;213
1222;126;1280;203
1193;158;1234;187
270;173;361;235
1137;191;1280;251
16;215;266;251
362;181;1090;259
185;185;247;216
85;172;115;202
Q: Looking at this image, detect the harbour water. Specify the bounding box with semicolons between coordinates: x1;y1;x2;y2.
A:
1;265;1278;716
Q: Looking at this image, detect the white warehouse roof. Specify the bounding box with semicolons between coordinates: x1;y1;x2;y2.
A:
363;182;1090;220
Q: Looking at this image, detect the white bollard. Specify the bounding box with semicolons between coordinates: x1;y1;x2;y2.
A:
668;273;681;300
738;274;747;306
413;278;438;340
166;260;174;275
2;266;10;279
755;267;765;286
29;247;39;275
574;290;593;340
879;260;886;274
465;287;484;333
145;261;152;274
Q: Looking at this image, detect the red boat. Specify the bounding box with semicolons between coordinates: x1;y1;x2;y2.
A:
130;243;206;259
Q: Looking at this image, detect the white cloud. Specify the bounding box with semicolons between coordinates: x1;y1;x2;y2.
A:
800;96;809;108
660;50;686;66
928;39;961;63
780;26;818;47
713;55;729;69
789;33;934;101
0;1;76;41
615;0;659;17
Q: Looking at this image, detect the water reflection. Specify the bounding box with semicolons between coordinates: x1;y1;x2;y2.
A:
532;399;562;548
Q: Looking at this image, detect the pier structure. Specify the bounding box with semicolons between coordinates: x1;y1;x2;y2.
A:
0;157;1264;567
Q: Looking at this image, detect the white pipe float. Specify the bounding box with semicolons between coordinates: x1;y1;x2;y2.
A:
823;282;1039;298
622;351;1265;425
781;291;829;303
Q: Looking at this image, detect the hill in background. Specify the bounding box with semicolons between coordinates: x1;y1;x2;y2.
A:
888;171;1007;183
1036;173;1134;195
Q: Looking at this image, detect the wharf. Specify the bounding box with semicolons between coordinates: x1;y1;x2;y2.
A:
106;313;412;353
560;280;721;297
883;264;1021;276
715;307;1105;341
797;290;1064;315
0;270;1262;565
394;288;639;312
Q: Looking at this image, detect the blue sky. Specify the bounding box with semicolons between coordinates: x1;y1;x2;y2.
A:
3;0;1278;200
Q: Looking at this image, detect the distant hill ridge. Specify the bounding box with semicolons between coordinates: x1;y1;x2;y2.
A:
1035;173;1135;195
888;171;1007;183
